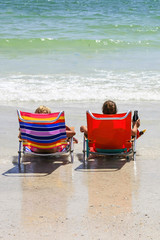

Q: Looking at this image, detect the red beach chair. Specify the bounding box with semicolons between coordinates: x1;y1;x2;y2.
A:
82;110;136;163
17;110;74;166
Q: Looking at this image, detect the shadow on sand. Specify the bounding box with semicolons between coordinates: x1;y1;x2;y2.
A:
75;153;128;172
3;154;70;177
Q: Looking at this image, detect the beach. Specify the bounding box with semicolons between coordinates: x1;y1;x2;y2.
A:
1;0;160;239
0;101;160;240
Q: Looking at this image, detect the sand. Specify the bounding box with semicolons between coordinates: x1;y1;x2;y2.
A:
0;101;160;240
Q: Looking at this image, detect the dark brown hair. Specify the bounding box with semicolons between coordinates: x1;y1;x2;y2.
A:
102;100;117;114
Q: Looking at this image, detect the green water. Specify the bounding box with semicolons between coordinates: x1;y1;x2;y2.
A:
0;0;160;103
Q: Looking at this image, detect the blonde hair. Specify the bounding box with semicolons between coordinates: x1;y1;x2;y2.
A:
35;105;51;114
102;100;117;114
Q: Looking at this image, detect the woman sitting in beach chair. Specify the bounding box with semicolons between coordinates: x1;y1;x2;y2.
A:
80;100;141;163
80;100;140;137
17;105;77;165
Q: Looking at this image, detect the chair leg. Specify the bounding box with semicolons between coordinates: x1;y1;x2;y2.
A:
133;137;136;161
18;140;22;166
83;136;86;165
70;137;74;163
86;139;89;159
126;155;130;162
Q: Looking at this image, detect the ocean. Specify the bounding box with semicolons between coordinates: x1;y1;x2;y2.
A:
0;0;160;105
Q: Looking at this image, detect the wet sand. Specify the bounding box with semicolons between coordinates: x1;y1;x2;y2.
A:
0;102;160;240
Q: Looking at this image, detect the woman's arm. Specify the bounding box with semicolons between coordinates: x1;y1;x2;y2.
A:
80;125;88;137
131;119;140;136
66;125;76;138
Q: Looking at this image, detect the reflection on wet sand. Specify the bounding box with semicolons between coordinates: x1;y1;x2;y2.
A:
77;156;134;217
74;156;138;239
19;155;73;238
3;151;137;239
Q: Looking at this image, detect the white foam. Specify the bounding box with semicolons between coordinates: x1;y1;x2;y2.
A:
0;71;160;104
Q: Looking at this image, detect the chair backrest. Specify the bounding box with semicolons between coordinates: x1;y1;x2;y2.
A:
86;110;132;151
17;110;67;152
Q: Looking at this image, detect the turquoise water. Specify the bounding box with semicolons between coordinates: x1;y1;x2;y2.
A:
0;0;160;104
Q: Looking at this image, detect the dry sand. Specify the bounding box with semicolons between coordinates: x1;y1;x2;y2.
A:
0;102;160;240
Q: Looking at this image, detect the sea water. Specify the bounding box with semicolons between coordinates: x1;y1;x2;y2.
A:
0;0;160;105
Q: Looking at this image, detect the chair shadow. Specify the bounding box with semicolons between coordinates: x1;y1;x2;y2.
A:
3;154;70;177
76;153;127;172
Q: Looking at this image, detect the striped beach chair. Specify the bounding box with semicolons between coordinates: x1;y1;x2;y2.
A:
82;110;136;163
17;110;74;165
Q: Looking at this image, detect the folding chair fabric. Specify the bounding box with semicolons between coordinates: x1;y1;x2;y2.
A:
82;110;135;163
87;111;132;152
18;111;68;152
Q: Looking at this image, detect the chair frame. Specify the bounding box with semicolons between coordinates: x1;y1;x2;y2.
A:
82;110;136;164
17;110;74;166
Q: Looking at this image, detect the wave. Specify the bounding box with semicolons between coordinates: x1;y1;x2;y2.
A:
0;71;160;104
0;38;160;56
